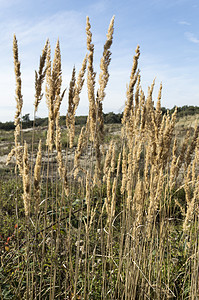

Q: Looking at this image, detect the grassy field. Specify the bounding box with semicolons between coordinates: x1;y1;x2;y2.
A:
0;16;199;299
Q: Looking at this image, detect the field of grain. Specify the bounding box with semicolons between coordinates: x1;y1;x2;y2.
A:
0;16;199;299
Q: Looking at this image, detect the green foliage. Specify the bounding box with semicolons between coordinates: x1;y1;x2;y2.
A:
0;106;198;130
104;112;122;124
170;105;199;118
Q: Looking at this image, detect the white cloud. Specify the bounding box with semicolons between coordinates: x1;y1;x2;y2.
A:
12;10;85;47
178;21;191;26
185;32;199;44
0;10;88;73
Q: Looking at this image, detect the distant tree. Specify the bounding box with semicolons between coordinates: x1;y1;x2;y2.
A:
75;116;87;125
22;114;30;122
104;112;122;124
161;107;167;115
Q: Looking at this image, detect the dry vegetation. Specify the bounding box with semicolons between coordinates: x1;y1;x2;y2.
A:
0;16;199;299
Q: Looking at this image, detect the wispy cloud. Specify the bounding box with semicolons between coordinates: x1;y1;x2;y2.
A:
0;0;22;9
185;32;199;44
0;9;89;121
0;9;87;72
14;10;85;46
178;21;191;26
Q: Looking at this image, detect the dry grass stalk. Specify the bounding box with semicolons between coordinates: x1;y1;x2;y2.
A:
134;74;141;110
110;142;116;173
192;136;199;185
132;176;144;233
110;152;121;219
146;167;164;238
86;16;96;142
45;41;52;108
13;34;23;130
122;45;140;126
105;168;112;217
96;16;115;143
155;83;162;129
34;140;42;213
22;142;31;217
143;143;151;192
175;198;186;216
185;123;199;167
86;17;115;185
121;145;127;194
140;89;146;131
46;40;66;151
160;107;177;166
153;108;177;168
183;175;199;233
97;16;114;103
66;66;76;148
184;165;192;205
93;137;102;186
126;152;133;209
15;146;24;176
55;112;69;197
103;140;114;182
34;40;49;112
174;129;190;177
6;148;16;165
66;56;87;148
155;114;166;164
86;16;114;141
169;138;178;190
132;141;143;184
45;42;54;150
7;36;24;173
86;170;91;206
74;126;88;178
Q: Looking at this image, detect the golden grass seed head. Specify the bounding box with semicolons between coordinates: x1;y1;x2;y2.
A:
74;126;87;170
86;17;97;142
74;54;87;107
34;140;42;184
34;39;49;112
45;42;52;109
98;16;115;102
52;39;62;96
155;82;162;129
185;123;199;167
121;145;127;194
183;177;198;234
111;177;117;218
86;17;94;53
104;140;114;176
13;35;23;127
111;143;116;173
67;66;76;117
169;138;178;189
6;148;16;165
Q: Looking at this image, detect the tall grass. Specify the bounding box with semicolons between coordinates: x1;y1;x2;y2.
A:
1;16;199;299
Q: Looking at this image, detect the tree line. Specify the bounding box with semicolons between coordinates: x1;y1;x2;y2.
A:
0;105;198;130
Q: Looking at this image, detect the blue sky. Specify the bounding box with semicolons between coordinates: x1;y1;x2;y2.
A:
0;0;199;121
